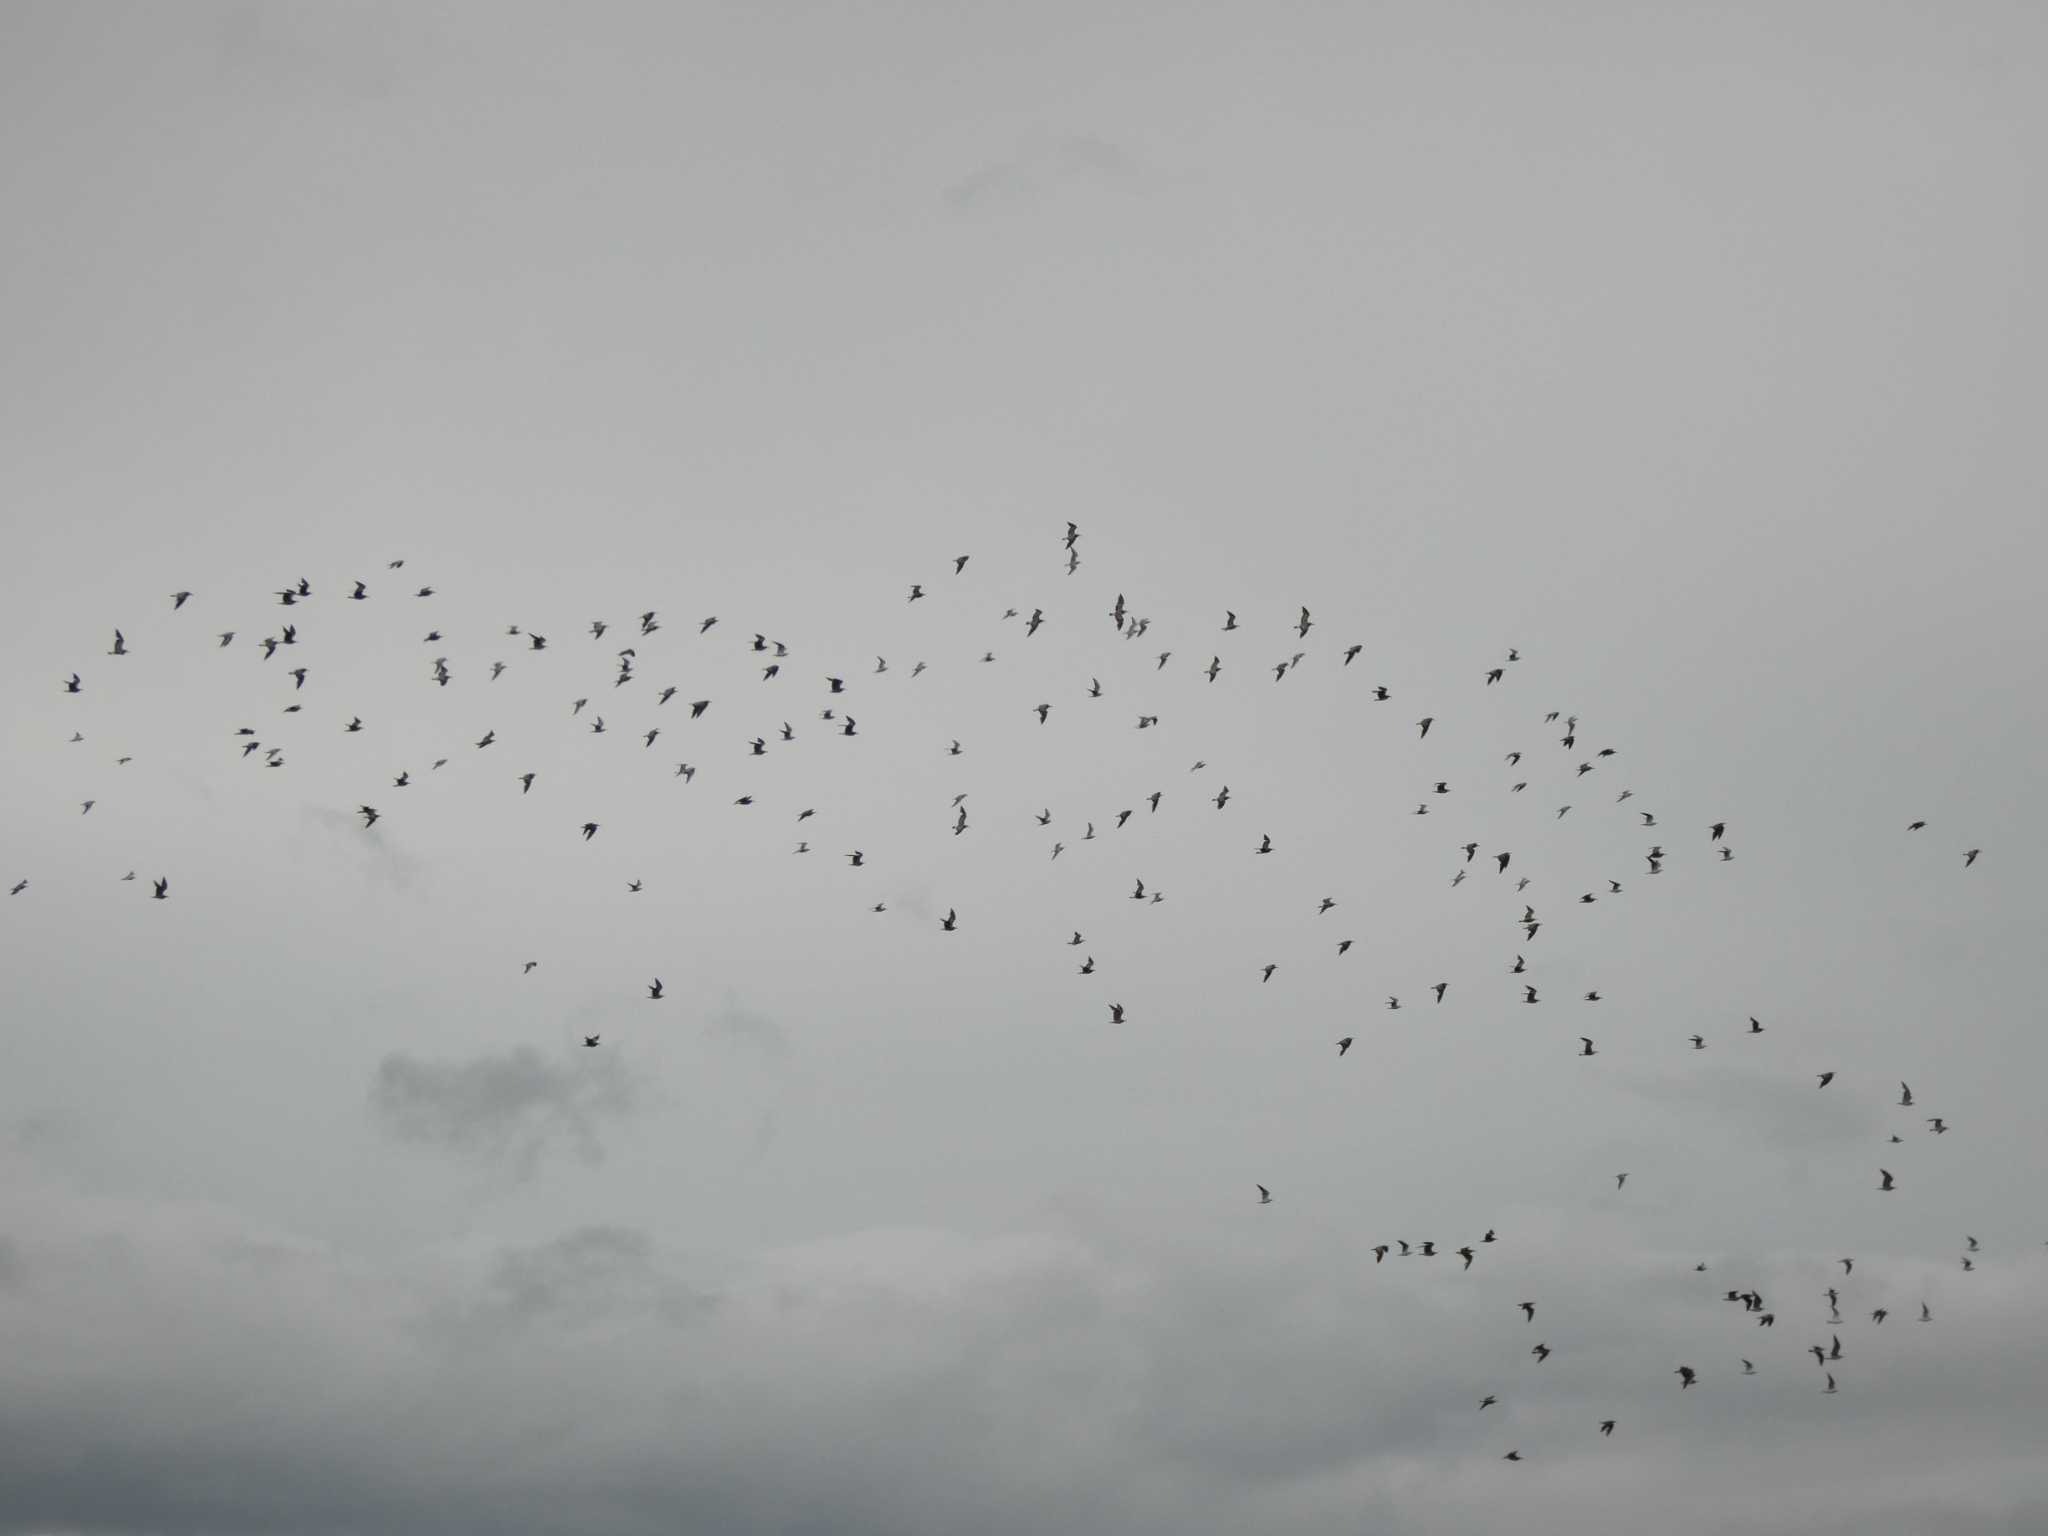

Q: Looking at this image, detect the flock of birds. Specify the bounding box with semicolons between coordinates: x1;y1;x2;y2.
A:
22;520;2014;1464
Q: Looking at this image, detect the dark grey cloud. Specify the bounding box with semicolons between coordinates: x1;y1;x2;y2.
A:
370;1046;639;1179
0;1179;2043;1536
705;995;791;1062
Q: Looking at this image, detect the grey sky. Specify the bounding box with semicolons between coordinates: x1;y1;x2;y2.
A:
3;2;2046;1532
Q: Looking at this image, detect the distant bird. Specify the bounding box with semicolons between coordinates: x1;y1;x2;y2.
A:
1255;1184;1273;1205
1417;717;1433;738
1710;822;1726;840
648;978;664;999
1675;1367;1696;1389
1532;1344;1551;1363
108;630;127;656
1520;1302;1535;1321
1337;1037;1353;1057
63;673;80;693
1817;1071;1836;1089
358;806;380;828
583;1035;600;1048
940;908;957;932
1823;1374;1838;1395
1741;1359;1756;1375
1261;964;1277;983
581;822;598;840
1256;834;1272;854
1599;1420;1615;1435
152;877;168;900
1615;1172;1628;1188
1434;982;1448;1003
1502;1451;1522;1462
1908;820;1925;830
1748;1017;1763;1034
1690;1034;1705;1050
1898;1082;1915;1107
1479;1395;1496;1410
476;730;495;749
524;961;538;973
1525;986;1540;1004
1928;1118;1948;1134
1964;848;1980;867
1879;1169;1896;1191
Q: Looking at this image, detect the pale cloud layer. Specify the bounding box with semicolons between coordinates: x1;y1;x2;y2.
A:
3;2;2046;1532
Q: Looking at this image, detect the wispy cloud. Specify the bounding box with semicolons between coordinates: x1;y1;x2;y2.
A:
942;135;1138;212
368;1046;639;1179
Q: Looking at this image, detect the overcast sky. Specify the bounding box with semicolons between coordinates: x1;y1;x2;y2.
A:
4;3;2047;1533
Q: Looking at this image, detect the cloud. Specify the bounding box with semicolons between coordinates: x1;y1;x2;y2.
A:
302;804;427;891
942;135;1137;212
368;1046;639;1179
705;996;791;1063
0;1182;2043;1536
